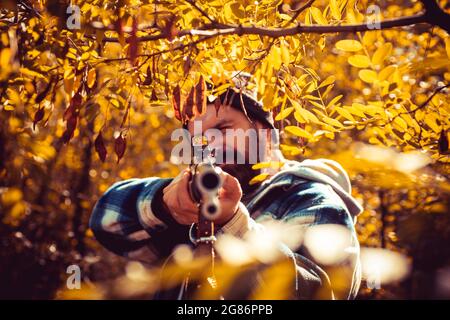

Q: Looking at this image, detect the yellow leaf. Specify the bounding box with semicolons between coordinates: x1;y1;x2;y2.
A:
110;98;121;108
293;110;307;123
81;52;90;60
249;173;270;185
330;0;341;20
393;116;408;131
224;2;245;20
372;43;392;66
1;48;11;66
424;114;441;133
359;69;377;83
348;55;371;68
294;104;320;124
318;75;335;89
335;40;362;52
303;94;321;101
280;144;303;156
87;68;96;88
281;42;290;65
310;7;327;25
275;106;294;121
252;161;285;170
327;95;343;108
285;126;313;139
1;188;23;206
269;46;282;70
64;68;74;95
336;106;355;122
378;65;396;81
349;103;368;117
321;116;344;128
362;31;378;46
19;67;45;79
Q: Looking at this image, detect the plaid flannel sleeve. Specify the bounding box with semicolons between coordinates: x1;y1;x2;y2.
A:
89;177;190;264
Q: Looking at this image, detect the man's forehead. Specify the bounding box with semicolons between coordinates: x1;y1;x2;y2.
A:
186;104;231;132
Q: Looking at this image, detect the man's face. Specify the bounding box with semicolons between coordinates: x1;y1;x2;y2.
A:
187;103;264;194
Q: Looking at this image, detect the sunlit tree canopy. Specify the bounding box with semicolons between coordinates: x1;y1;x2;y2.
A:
0;0;449;299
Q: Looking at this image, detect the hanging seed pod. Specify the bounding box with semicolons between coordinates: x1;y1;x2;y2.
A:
182;85;196;123
94;131;107;162
143;65;152;86
438;129;449;154
128;16;138;65
172;85;182;121
35;79;53;103
33;108;45;130
150;88;158;101
114;133;127;163
194;75;206;116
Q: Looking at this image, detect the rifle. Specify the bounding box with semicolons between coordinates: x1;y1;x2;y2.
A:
177;135;224;299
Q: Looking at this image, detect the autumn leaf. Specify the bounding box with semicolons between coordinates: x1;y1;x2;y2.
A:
182;85;196;123
143;65;152;86
172;85;182;121
94;132;107;162
335;40;363;52
438;129;449;154
194;75;206;117
87;68;96;89
372;43;393;66
62;114;77;144
33;108;45;130
114;133;127;163
275;106;294;121
348;55;371;68
359;69;378;83
150;89;158;101
35;79;53;103
285;125;313;139
128;16;138;66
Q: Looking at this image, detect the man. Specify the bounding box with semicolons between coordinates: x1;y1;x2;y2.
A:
89;73;363;300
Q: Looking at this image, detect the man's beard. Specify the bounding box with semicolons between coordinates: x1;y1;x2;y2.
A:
213;143;263;196
219;163;260;196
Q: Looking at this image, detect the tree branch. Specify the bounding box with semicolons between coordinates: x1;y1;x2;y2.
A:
284;0;316;27
407;83;450;114
103;12;432;43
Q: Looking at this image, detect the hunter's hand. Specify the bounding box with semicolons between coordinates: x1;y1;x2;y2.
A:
162;168;242;226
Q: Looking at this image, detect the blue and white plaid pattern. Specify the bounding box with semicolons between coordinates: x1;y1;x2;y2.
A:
89;165;361;299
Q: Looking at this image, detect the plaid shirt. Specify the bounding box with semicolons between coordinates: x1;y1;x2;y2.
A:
89;160;362;299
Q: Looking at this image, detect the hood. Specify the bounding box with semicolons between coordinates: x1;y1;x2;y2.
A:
265;158;363;218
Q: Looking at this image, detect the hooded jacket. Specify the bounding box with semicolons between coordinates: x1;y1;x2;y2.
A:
89;158;363;299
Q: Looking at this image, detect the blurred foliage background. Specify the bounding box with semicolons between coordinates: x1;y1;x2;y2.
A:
0;0;449;299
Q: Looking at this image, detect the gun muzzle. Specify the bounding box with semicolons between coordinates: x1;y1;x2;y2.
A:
190;163;223;220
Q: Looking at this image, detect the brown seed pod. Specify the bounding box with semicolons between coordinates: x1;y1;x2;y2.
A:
114;134;127;163
438;129;449;154
182;85;196;123
33;108;45;130
94;132;107;162
172;85;182;122
194;75;206;117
